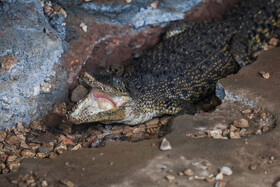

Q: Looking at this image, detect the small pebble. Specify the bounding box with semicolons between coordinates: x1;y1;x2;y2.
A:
230;131;240;139
274;180;280;187
29;121;43;131
184;169;194;176
215;173;223;180
259;71;270;79
146;118;159;128
178;172;184;176
60;179;75;187
151;1;158;8
160;138;172;151
215;181;227;187
220;166;233;176
262;126;269;133
80;22;87;32
241;109;251;114
268;38;279;46
166;175;175;182
233;118;249;128
249;164;257;170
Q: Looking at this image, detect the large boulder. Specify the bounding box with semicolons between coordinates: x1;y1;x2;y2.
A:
0;0;67;128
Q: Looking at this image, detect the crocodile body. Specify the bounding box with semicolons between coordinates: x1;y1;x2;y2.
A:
69;0;280;125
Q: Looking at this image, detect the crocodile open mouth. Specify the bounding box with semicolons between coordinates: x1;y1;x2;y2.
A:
68;88;131;124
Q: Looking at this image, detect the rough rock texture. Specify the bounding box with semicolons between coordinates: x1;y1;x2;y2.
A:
0;0;67;128
0;48;279;186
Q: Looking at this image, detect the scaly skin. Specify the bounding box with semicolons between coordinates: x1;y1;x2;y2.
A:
69;0;280;125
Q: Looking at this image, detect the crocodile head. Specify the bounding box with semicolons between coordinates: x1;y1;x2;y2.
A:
68;72;157;125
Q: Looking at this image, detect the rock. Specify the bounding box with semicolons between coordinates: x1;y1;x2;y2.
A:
259;112;266;118
71;144;82;151
29;121;43;131
0;162;6;170
16;122;24;132
7;159;21;171
230;131;240;139
210;129;223;139
233;119;249;128
268;38;279;46
215;173;223;180
215;181;227;187
71;85;88;102
60;179;75;187
241;109;251;114
166;175;175;182
160;138;172;151
249;164;257;170
178;172;184;176
54;144;67;154
220;166;233;176
229;125;238;132
262;126;269;133
259;71;270;79
0;0;67;129
21;149;36;158
184;169;194;176
146;118;160;128
160;116;172;125
36;153;49;159
239;128;247;136
0;131;6;141
42;180;48;187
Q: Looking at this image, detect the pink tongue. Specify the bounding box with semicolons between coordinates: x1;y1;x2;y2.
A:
91;89;116;108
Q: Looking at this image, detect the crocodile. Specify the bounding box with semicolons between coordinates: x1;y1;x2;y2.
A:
69;0;280;125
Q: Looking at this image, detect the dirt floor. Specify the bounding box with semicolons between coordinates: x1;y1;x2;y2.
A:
0;47;279;186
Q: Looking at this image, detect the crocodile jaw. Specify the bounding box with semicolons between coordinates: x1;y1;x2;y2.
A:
68;88;159;125
68;88;132;124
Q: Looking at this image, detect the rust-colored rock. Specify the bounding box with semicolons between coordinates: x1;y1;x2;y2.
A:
0;56;17;72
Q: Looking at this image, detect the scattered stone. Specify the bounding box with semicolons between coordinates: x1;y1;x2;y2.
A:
255;129;262;135
151;1;159;8
205;176;215;182
49;152;57;159
29;143;41;151
215;173;223;180
249;164;257;170
259;71;270;79
166;175;175;182
259;111;266;118
229;125;238;132
36;153;49;159
262;126;269;133
230;131;240;139
146;118;160;128
80;22;88;32
29;121;43;131
71;144;82;151
71;85;88;102
0;131;6;142
16;122;24;132
210;129;223;139
233;118;249;128
215;181;227;187
42;180;48;187
0;162;6;170
7;160;20;171
160;138;172;151
160;116;172;125
268;38;279;46
21;149;35;158
60;179;75;187
220;166;233;176
239;128;247;136
241;109;251;114
184;169;194;176
54;144;67;154
178;171;184;176
60;135;75;146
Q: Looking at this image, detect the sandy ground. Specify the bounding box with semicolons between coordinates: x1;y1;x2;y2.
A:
0;48;279;186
